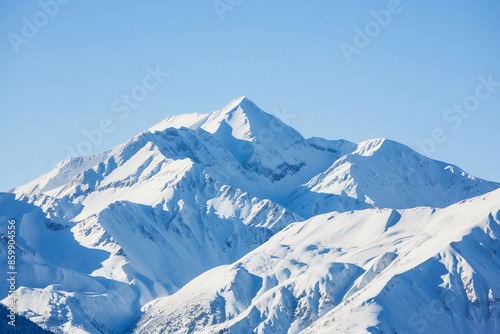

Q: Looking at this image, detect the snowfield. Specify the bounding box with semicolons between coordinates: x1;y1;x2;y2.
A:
1;97;499;333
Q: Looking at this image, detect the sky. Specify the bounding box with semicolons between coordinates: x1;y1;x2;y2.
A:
1;0;499;191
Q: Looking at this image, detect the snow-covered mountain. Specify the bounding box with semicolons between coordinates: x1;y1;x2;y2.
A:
134;188;500;333
285;138;498;218
1;97;499;333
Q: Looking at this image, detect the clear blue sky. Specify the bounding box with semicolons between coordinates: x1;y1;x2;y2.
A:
1;0;499;191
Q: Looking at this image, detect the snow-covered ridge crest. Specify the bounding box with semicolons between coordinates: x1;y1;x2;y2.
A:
148;96;303;144
354;137;388;156
285;137;499;217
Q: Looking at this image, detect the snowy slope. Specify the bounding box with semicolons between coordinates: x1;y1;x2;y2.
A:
1;97;499;333
14;97;352;207
1;178;299;333
149;96;356;201
133;189;500;334
285;138;499;218
0;193;138;334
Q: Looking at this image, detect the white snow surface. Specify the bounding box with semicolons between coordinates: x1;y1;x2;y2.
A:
1;97;499;333
134;189;500;334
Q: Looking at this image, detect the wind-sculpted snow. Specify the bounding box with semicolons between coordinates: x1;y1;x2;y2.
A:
134;189;500;334
2;97;499;333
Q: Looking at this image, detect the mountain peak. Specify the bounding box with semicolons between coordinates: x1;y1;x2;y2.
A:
149;96;303;143
202;96;269;141
218;96;257;113
224;95;250;107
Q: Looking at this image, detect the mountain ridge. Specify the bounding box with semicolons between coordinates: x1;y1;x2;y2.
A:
134;188;500;333
1;97;499;333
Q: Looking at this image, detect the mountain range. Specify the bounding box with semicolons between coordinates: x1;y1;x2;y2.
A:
1;97;499;333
